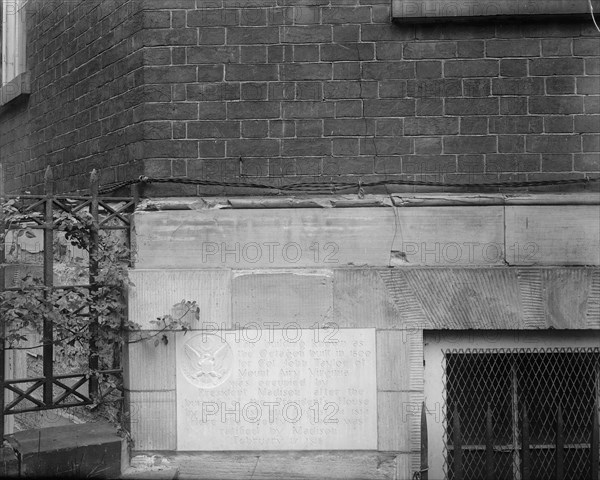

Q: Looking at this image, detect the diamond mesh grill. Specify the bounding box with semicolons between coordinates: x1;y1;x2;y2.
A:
443;348;600;480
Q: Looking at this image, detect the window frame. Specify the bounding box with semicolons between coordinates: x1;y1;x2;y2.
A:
392;0;600;23
1;0;30;106
423;330;600;479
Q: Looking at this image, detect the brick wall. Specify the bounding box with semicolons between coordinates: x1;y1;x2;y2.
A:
1;0;145;193
1;0;599;194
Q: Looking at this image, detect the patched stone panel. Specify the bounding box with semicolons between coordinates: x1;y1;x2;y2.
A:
232;270;333;329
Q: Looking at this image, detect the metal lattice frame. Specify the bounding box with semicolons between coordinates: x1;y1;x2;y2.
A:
442;347;600;480
0;168;136;437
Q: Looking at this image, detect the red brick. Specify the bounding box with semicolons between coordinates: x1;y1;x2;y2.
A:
282;138;331;156
241;83;268;100
489;116;543;134
321;43;375;61
573;38;600;56
574;115;600;133
296;120;323;137
542;154;573;172
332;138;360;156
364;99;415;116
198;102;226;120
492;78;544;96
403;42;456;59
362;62;415;79
294;45;319;62
187;46;239;64
228;101;280;119
460;117;488;135
445;98;499;116
486;154;541;173
576;76;600;95
226;64;278;81
445;60;499;77
281;26;332;43
241;46;268;63
500;97;528;115
280;63;332;80
444;136;497;154
405;117;458;135
334;25;361;42
227;27;279;44
324;119;375;136
227;139;280;156
188;121;240;139
322;6;371;24
529;58;584;76
187;9;239;26
546;77;575;94
457;41;484;58
544;116;574;133
583;134;600;152
145;66;197;83
360;137;412;155
486;39;540;57
529;96;584;114
296;82;323;100
282;101;335;118
499;59;527;77
414;137;442;154
498;135;525;153
574;153;600;171
335;100;363;117
415;61;442;79
526;135;582;153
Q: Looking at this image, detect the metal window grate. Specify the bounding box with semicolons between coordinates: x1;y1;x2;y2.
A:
442;348;600;480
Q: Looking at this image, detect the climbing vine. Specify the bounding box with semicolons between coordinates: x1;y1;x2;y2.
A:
0;197;195;429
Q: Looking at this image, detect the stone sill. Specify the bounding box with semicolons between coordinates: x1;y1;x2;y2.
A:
392;0;600;22
0;72;31;108
137;192;600;211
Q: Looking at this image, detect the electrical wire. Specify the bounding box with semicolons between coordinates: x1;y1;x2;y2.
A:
590;0;600;32
97;175;599;195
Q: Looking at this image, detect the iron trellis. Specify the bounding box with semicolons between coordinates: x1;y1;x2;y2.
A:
0;167;136;438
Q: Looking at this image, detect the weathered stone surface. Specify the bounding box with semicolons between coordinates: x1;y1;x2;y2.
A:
175;329;377;451
0;445;18;478
505;205;600;266
156;451;407;480
391;206;504;266
133;208;396;269
124;332;176;391
232;270;333;328
333;269;403;328
7;423;122;479
128;269;231;330
393;0;600;21
128;391;177;451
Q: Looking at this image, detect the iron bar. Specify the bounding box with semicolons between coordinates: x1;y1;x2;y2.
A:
421;401;428;480
0;164;6;439
522;404;531;480
486;404;494;480
556;404;564;480
592;398;599;480
42;166;54;406
89;170;100;399
453;404;463;480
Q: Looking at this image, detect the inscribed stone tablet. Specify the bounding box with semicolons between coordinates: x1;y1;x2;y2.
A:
176;328;377;450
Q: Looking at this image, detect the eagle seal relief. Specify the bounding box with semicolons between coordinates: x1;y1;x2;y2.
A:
181;333;234;388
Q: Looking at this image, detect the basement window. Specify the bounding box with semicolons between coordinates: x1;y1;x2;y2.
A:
444;348;600;480
1;0;30;106
392;0;600;22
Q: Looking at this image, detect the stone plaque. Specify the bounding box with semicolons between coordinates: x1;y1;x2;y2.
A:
176;328;377;450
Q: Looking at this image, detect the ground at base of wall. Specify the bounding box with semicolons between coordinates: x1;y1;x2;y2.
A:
121;455;179;479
